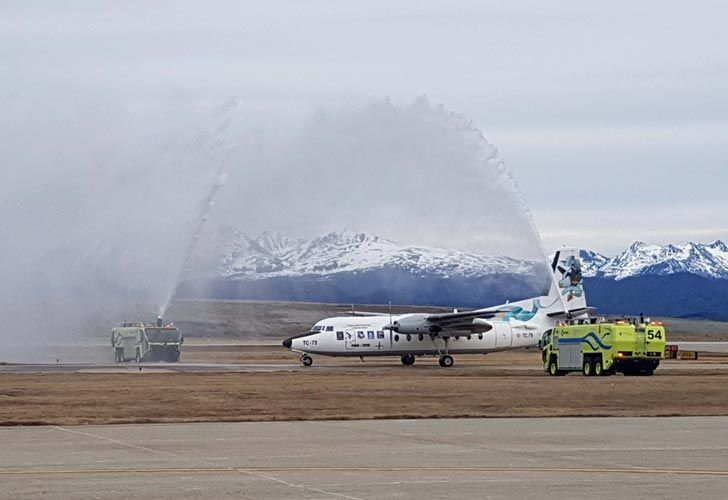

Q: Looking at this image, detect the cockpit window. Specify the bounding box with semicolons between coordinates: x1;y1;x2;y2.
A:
312;325;323;332
325;326;334;332
542;329;552;344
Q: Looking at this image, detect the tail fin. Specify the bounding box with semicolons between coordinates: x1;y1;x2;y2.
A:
544;247;588;314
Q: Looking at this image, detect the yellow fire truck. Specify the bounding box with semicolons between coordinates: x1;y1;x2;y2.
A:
541;318;666;376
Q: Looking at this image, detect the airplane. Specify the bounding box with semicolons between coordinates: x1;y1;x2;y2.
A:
282;247;591;367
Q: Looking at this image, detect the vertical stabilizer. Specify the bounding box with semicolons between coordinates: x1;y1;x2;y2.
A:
545;247;587;313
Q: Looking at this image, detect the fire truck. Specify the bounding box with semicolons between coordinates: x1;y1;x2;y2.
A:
541;317;666;376
111;318;183;363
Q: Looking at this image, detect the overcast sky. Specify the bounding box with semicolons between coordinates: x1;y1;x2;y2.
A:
3;0;728;254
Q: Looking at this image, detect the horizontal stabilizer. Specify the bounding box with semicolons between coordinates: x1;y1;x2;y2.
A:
546;307;595;318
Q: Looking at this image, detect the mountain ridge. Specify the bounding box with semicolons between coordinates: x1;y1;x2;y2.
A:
579;240;728;280
178;229;728;318
207;227;542;280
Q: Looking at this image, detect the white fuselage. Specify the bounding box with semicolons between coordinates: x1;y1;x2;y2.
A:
285;313;550;357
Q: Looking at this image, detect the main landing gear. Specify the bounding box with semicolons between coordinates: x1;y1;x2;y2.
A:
400;353;416;366
299;354;313;367
430;334;454;368
438;355;454;368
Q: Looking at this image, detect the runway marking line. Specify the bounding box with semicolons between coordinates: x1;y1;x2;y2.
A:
2;466;728;477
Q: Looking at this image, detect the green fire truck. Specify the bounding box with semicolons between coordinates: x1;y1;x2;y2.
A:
541;318;666;376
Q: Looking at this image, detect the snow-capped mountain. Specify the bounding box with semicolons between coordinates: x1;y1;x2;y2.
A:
211;228;539;279
180;231;728;317
582;241;728;280
209;229;728;282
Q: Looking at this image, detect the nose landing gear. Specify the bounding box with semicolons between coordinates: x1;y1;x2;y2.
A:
400;353;416;366
300;354;313;367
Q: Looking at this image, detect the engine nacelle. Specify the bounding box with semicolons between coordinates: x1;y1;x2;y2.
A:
390;314;442;335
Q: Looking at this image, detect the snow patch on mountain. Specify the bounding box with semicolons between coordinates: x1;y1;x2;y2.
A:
583;240;728;280
211;228;538;279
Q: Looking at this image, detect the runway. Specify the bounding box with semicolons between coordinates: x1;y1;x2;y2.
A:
1;359;728;374
0;362;304;373
0;359;728;375
1;417;727;499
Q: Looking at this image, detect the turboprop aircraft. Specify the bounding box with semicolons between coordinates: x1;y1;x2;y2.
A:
282;248;591;367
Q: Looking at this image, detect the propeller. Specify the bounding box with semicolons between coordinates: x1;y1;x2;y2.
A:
387;300;394;331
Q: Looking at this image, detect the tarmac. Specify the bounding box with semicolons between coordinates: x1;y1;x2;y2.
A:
2;417;727;499
1;357;728;373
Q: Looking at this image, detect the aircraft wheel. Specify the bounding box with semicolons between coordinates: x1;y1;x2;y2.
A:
439;355;454;368
301;355;313;367
400;354;415;366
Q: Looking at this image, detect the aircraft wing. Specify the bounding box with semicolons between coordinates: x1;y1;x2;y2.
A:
425;308;505;324
345;311;390;317
417;308;508;333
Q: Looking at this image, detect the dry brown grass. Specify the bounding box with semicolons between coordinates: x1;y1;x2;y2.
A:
2;365;728;426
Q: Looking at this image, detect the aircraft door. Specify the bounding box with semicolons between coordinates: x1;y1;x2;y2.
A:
344;329;356;350
495;323;513;348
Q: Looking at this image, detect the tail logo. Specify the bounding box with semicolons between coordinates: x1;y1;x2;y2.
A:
503;301;540;322
558;255;584;302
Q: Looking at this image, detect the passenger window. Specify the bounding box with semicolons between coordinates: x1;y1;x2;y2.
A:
418;334;423;341
377;331;385;339
406;334;411;341
325;326;334;332
478;333;483;340
467;334;471;340
336;331;344;341
394;335;399;342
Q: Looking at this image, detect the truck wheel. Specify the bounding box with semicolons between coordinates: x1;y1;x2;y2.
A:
548;359;559;376
135;349;141;363
582;358;594;377
594;359;603;376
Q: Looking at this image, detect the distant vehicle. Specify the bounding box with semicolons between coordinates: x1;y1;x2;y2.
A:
541;318;666;376
111;320;183;363
282;248;592;367
112;322;146;363
143;326;184;362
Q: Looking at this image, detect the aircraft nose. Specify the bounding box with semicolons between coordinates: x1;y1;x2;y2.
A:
282;337;292;349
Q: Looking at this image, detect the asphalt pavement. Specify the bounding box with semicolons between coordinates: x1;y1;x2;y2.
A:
1;417;727;499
